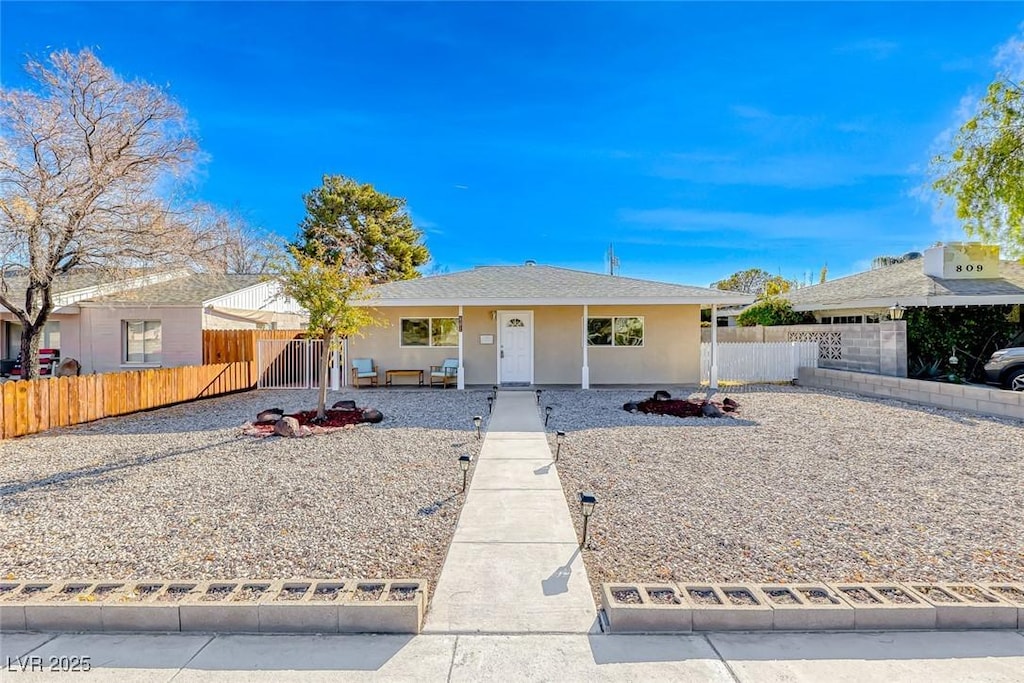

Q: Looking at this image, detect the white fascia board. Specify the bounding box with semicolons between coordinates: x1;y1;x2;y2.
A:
0;305;80;315
355;295;755;307
77;302;198;309
791;294;1024;312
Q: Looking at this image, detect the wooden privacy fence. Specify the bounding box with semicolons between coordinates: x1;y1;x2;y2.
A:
1;362;254;439
203;330;304;364
701;342;819;383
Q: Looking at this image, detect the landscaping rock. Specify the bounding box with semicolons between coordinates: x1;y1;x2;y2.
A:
273;416;303;437
332;400;357;411
361;408;384;424
622;402;639;413
256;408;285;422
722;397;739;412
652;390;672;401
701;402;725;418
55;358;81;377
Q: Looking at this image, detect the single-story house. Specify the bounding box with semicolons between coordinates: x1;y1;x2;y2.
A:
784;243;1024;321
349;261;753;388
1;270;306;375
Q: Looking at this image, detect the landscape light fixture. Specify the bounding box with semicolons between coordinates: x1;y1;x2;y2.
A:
555;431;566;462
949;347;959;366
544;405;552;427
535;389;543;404
487;395;494;413
458;454;473;492
578;491;597;547
888;303;906;321
473;415;482;439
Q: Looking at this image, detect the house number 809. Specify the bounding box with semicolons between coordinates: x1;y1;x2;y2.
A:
955;264;983;272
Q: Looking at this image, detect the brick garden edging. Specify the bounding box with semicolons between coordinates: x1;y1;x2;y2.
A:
0;579;427;634
601;582;1024;633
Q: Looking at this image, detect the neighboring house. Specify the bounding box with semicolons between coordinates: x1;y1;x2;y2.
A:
349;261;752;388
0;271;306;375
783;243;1024;321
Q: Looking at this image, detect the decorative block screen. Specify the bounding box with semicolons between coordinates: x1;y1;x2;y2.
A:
787;331;843;360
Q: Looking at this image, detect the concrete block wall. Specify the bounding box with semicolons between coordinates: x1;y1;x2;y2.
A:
702;322;908;377
798;367;1023;421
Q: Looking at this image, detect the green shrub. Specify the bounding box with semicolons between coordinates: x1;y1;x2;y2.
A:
737;298;813;327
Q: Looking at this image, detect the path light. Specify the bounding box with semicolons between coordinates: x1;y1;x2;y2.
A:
949;347;959;366
535;389;542;404
544;405;552;427
487;395;494;414
578;491;597;547
473;415;482;439
458;454;473;492
888;303;906;321
555;431;566;462
492;385;498;397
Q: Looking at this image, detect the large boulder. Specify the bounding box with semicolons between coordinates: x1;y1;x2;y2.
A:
652;390;672;401
360;408;384;424
273;416;303;437
701;402;724;418
55;358;81;377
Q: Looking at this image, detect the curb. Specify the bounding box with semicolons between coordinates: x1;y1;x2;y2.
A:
0;578;427;634
601;581;1022;633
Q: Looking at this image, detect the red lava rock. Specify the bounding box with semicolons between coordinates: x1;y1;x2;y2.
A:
634;398;738;419
247;409;369;437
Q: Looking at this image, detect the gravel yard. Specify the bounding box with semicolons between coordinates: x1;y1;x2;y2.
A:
0;388;490;591
543;386;1024;600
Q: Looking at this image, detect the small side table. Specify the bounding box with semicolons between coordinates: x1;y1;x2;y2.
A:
385;369;424;386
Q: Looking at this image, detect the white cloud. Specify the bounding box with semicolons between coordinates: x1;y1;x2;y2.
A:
651;151;908;189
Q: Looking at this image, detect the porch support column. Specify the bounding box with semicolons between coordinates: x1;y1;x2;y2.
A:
330;343;341;391
710;304;719;390
581;304;590;389
457;304;465;390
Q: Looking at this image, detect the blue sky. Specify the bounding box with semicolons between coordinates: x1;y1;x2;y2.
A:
2;2;1022;286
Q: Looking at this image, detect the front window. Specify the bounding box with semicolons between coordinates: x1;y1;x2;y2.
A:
124;320;161;364
587;316;644;346
5;321;60;358
400;317;458;347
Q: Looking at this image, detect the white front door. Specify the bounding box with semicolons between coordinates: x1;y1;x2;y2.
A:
498;311;533;384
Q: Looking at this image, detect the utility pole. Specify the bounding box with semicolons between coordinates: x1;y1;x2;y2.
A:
607;243;619;276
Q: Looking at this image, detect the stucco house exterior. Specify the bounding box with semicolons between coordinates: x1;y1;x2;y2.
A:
1;271;306;375
349;262;752;388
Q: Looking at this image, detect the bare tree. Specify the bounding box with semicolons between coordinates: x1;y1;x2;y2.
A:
0;49;211;378
203;208;274;274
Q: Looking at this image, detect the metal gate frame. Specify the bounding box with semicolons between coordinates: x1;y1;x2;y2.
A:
256;338;343;390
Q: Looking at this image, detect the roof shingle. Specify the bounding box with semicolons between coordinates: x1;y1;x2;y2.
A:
785;259;1024;310
365;264;753;305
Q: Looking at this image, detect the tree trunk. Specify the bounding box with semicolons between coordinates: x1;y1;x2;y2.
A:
316;330;333;421
18;322;44;381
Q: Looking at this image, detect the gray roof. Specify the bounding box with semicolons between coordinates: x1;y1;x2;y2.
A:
88;274;270;306
1;271;121;298
785;259;1024;311
364;264;753;306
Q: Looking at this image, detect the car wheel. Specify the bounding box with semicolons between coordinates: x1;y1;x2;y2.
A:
1006;367;1024;391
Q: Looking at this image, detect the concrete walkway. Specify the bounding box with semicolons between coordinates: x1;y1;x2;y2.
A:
5;630;1024;681
423;390;597;634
